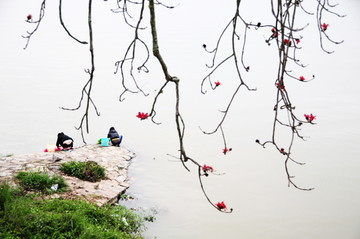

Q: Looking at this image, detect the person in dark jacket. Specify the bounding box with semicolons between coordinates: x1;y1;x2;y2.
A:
107;127;122;147
56;132;73;150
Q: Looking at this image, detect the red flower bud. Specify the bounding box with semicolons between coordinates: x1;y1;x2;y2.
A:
321;23;329;31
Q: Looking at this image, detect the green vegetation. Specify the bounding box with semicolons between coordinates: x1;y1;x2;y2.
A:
60;161;106;182
120;194;135;201
15;171;68;195
0;184;144;239
0;153;13;157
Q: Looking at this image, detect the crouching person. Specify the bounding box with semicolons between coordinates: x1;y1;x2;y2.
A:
107;127;123;147
56;132;73;150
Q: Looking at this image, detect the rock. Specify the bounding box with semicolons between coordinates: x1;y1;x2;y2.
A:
0;144;135;206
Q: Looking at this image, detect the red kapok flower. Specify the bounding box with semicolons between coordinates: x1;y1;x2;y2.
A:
295;38;300;44
136;112;149;120
222;147;232;155
216;201;227;210
270;28;279;38
304;113;316;123
299;76;305;81
202;164;214;173
214;81;221;87
283;39;291;46
276;82;285;90
321;23;329;31
27;14;32;20
280;148;287;155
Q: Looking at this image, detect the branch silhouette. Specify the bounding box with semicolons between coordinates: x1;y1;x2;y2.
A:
59;0;99;143
58;0;88;44
22;0;46;50
200;0;344;190
22;0;345;211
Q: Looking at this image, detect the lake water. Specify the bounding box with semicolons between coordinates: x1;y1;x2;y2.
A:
1;0;359;238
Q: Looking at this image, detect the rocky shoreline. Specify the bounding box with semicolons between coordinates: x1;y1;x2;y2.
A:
0;144;135;206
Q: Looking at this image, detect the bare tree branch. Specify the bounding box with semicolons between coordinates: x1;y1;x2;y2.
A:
22;0;46;50
58;0;88;44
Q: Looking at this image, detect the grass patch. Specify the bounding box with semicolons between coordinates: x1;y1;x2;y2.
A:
0;184;144;239
60;161;106;182
15;171;68;195
0;153;13;157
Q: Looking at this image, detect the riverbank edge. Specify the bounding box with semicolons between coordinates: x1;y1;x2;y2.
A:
0;144;135;206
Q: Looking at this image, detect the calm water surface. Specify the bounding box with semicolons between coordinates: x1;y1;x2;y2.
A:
0;0;359;238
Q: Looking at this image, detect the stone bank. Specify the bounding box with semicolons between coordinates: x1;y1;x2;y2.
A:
0;144;135;206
